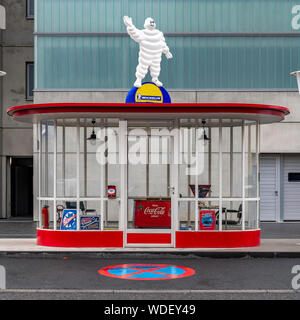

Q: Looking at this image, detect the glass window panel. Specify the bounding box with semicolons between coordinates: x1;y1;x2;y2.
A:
27;0;34;18
36;0;296;33
41;121;54;197
244;125;258;198
245;201;258;230
178;201;193;231
104;200;120;230
215;201;243;231
39;200;55;230
26;63;34;100
36;36;300;90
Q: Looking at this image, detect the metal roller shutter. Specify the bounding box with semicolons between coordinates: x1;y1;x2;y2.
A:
283;155;300;220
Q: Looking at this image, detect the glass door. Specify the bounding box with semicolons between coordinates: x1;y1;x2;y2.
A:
125;127;178;247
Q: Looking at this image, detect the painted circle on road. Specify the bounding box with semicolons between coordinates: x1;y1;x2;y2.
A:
98;264;195;280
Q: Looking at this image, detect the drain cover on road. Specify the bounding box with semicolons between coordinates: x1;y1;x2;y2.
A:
98;264;195;280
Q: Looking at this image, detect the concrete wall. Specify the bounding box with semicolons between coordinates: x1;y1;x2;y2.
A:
1;0;33;130
1;0;33;47
0;0;33;218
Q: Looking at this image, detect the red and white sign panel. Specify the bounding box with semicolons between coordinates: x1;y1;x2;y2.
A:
107;185;116;198
199;210;215;230
134;200;171;228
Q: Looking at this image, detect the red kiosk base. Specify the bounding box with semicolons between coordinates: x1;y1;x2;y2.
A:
37;229;260;248
37;229;123;247
175;230;260;248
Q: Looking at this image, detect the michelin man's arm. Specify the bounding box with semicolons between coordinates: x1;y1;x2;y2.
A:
161;33;173;59
123;16;143;43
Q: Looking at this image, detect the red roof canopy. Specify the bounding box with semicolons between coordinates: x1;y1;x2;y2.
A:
7;102;290;124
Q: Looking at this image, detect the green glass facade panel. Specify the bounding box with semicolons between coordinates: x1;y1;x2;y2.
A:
36;0;300;33
36;36;300;89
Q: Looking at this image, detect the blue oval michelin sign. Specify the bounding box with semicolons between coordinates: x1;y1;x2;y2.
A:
126;82;171;103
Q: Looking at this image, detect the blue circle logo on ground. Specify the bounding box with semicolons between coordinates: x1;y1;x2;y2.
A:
98;264;195;280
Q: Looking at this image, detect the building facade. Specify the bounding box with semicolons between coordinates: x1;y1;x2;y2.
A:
3;0;300;223
0;0;34;219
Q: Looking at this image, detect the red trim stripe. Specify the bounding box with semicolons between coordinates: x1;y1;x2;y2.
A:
7;102;290;119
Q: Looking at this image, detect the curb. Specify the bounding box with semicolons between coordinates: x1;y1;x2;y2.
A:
1;251;300;259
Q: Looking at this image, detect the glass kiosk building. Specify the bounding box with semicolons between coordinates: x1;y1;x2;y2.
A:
7;102;289;247
5;0;296;247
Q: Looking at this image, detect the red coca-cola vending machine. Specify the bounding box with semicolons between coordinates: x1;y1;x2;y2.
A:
134;200;171;228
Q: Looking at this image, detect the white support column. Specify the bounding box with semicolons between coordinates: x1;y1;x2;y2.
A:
146;126;150;198
1;157;8;219
256;122;260;229
187;124;191;224
83;120;87;200
242;121;246;231
62;121;65;197
172;121;179;246
100;123;105;231
45;123;48;199
195;127;199;231
248;125;252;179
218;120;223;231
76;119;80;231
119;121;128;246
104;120;108;225
38;122;42;229
230;126;233;209
53;120;57;230
208;127;212;203
248;125;252;228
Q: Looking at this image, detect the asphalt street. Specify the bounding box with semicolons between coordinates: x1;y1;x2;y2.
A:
0;255;299;300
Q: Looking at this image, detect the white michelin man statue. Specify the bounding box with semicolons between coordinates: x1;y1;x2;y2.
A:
123;16;173;88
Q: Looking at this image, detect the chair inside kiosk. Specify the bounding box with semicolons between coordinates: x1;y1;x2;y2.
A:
188;185;242;228
215;204;242;226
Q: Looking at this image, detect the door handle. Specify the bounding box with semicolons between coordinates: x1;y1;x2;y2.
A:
168;186;175;194
275;191;278;196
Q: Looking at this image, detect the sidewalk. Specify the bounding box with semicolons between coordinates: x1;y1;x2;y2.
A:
0;238;299;254
0;220;299;256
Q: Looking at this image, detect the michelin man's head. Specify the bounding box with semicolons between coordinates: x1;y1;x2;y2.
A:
144;17;156;30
